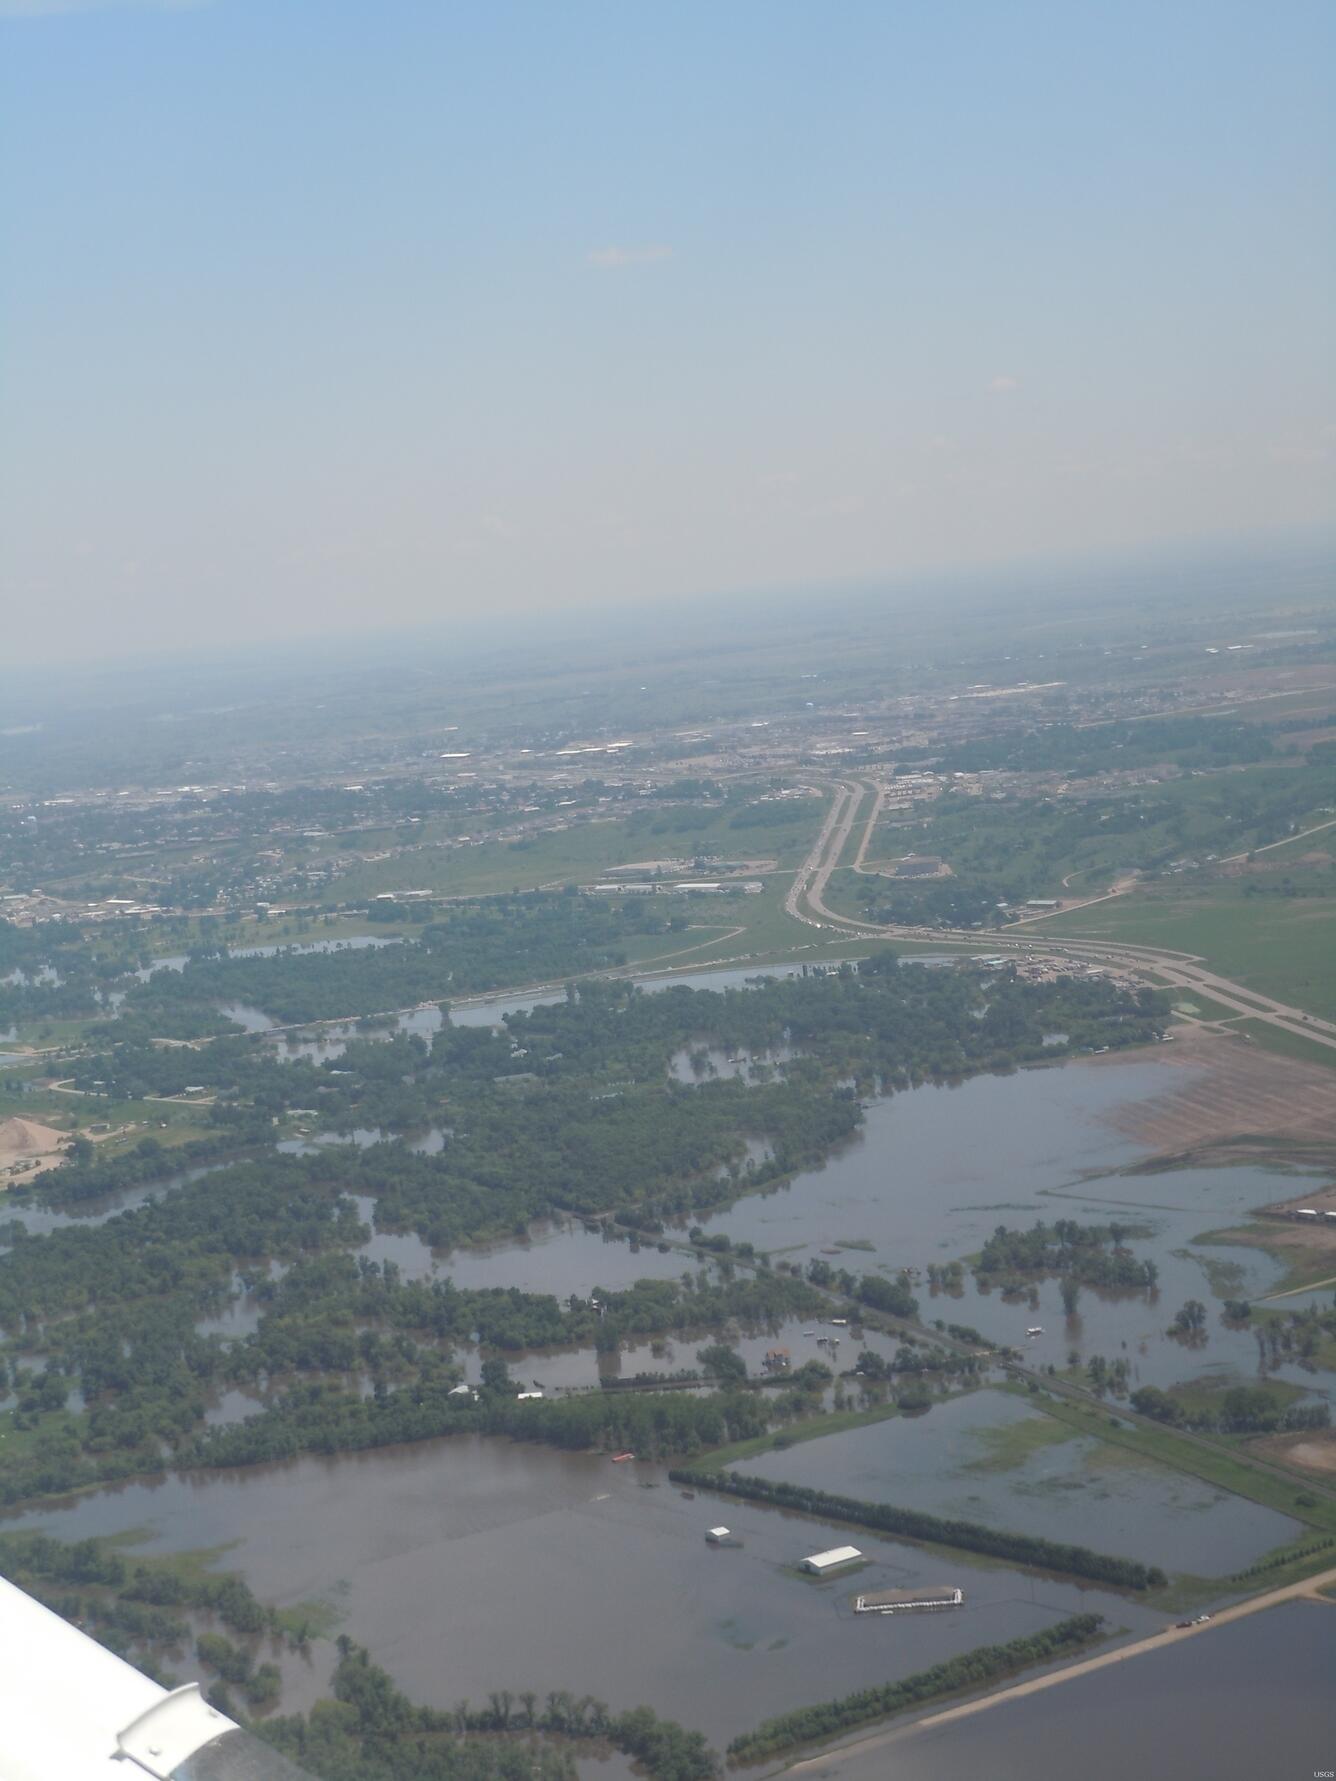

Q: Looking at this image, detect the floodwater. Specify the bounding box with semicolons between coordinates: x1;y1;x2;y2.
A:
266;957;898;1055
452;1311;907;1393
7;980;1334;1755
669;1041;795;1084
744;1388;1301;1574
349;1199;696;1297
688;1059;1335;1396
263;969;1333;1405
0;1163;227;1244
5;1435;1169;1745
136;933;401;977
218;1001;275;1033
831;1599;1336;1781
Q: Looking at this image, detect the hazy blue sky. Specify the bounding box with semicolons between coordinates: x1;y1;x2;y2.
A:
3;0;1332;662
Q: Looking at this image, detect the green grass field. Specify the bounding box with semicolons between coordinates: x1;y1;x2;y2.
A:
1041;884;1336;1020
868;765;1336;900
324;798;827;904
1232;1019;1336;1071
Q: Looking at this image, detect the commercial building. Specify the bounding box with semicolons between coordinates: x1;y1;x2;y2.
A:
801;1546;863;1575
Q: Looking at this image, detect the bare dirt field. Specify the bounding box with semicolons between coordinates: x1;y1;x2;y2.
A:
1226;1219;1336;1260
1090;1028;1336;1158
1249;1430;1336;1477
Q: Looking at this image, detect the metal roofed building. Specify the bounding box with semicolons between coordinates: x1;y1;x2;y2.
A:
801;1544;863;1574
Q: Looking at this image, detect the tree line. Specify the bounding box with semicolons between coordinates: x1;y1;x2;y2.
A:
261;1640;716;1781
725;1614;1105;1762
668;1469;1167;1591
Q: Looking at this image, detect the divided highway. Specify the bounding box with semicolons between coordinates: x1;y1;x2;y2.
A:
788;777;1336;1054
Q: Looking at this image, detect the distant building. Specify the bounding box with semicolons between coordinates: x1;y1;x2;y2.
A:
802;1546;862;1575
705;1527;732;1544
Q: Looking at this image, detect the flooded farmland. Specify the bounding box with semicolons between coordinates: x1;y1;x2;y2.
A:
688;1054;1333;1396
835;1599;1336;1781
6;964;1333;1758
742;1388;1302;1574
6;1434;1169;1746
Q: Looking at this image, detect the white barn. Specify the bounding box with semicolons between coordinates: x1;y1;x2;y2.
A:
802;1545;863;1575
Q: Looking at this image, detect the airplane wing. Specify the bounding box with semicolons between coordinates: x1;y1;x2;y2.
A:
0;1574;314;1780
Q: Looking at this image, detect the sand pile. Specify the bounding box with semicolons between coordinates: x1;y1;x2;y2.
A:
0;1117;66;1157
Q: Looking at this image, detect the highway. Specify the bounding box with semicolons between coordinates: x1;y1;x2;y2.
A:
787;776;1336;1055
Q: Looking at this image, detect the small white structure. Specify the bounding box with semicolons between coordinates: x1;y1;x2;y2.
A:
516;1390;545;1401
706;1527;731;1544
1296;1209;1319;1220
802;1545;863;1575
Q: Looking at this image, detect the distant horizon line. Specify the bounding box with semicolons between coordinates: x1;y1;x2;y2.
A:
4;521;1334;682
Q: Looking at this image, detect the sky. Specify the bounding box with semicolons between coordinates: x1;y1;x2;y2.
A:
2;0;1333;663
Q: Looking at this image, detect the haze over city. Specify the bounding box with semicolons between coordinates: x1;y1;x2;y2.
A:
3;0;1332;662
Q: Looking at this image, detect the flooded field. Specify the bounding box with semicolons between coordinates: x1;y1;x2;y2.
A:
840;1599;1336;1781
688;1058;1334;1396
744;1388;1301;1574
449;1311;906;1394
5;1434;1168;1746
6;966;1333;1760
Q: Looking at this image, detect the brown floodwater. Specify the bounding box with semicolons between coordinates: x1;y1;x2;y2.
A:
8;1434;1170;1745
7;973;1333;1754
